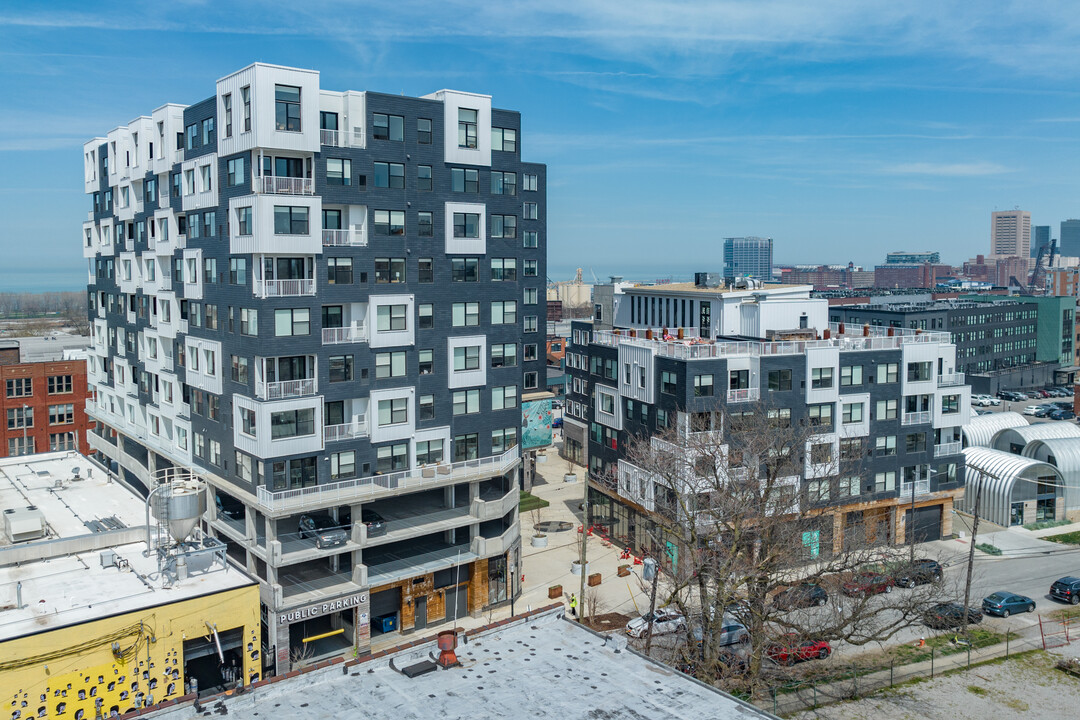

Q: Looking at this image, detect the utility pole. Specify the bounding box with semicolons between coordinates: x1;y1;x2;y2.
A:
643;558;660;656
962;470;987;639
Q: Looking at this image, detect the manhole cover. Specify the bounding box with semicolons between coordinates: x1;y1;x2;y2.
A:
535;521;574;533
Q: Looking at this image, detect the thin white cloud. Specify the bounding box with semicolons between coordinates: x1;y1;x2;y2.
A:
883;162;1011;177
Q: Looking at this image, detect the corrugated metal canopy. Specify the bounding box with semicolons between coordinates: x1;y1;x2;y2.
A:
960;447;1064;527
962;412;1027;448
991;422;1080;453
1022;437;1080;512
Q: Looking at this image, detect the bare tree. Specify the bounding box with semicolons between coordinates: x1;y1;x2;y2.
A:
611;403;950;695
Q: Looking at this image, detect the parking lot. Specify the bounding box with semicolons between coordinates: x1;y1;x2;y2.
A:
973;387;1076;423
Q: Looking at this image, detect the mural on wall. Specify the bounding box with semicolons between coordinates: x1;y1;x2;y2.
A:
521;399;553;450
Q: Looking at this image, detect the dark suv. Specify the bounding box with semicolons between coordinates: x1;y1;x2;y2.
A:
1050;576;1080;605
772;583;829;610
891;559;944;588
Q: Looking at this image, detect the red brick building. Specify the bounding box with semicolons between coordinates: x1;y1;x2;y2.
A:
0;336;91;458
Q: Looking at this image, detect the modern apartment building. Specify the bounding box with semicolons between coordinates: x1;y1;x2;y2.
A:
0;334;91;458
991;210;1031;259
562;281;969;555
81;63;546;674
722;236;773;281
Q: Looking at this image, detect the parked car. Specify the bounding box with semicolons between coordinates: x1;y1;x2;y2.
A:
298;513;349;548
772;583;829;610
552;417;563;428
626;607;686;638
1033;406;1055;418
1050;577;1080;605
973;394;1001;407
765;634;832;665
923;602;983;629
1050;409;1076;421
361;508;387;537
982;591;1036;617
842;572;895;597
215;494;243;520
1023;405;1040;416
890;559;944;588
690;614;750;647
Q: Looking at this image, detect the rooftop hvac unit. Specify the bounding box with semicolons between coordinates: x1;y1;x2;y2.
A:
3;506;46;543
694;272;722;288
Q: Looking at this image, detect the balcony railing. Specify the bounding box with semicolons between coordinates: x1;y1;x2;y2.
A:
260;279;316;297
255;446;521;513
937;373;965;387
322;228;367;247
255;175;314;195
934;441;962;457
901;411;931;425
727;387;760;404
322;325;368;344
900;479;932;497
324;419;369;442
320;128;363;148
257;378;317;400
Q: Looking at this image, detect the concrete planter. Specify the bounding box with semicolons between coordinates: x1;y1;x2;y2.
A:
536;454;548;463
617;565;631;577
530;534;548;548
570;560;590;576
587;572;602;587
548;585;563;599
563;473;577;483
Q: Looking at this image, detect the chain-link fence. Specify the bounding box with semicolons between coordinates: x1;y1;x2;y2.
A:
762;616;1076;716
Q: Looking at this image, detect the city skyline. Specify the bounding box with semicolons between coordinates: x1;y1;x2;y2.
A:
7;2;1080;290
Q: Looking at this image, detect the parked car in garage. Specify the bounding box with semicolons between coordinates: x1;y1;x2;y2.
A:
765;634;832;665
625;608;686;638
842;572;895;597
923;602;983;629
1050;576;1080;605
982;591;1036;617
298;513;349;548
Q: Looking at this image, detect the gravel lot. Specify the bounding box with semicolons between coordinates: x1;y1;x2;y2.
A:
792;646;1080;720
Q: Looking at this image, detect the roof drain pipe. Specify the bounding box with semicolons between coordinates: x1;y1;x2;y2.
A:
205;622;224;664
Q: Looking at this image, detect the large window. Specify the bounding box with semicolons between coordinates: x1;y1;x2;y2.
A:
48;404;74;425
907;361;932;382
327;158;351;185
492;343;517;367
694;374;714;397
458;108;478;148
452;258;479;282
661;371;677;394
417;118;432;144
491;171;516;195
418;303;433;329
373;113;404;141
237;206;252;235
375;257;406;283
377;398;408;426
327;257;353;284
270;408;315;439
227;157;246;187
419;348;434;374
942;394;960;414
453;433;479;461
374;162;404;189
492;385;518;410
274;206;309;235
418;211;434;237
375;351;406;379
271;457;316;490
767;369;791;392
329;355;353;382
876;399;898;420
419;394;435;420
454;345;481;371
7;407;32;429
875;435;897;457
451;168;479;193
240;308;258;336
523;202;538;220
453;212;480;238
840;365;863;386
807;403;833;427
6;378;31;398
377;443;409;473
877;363;899;383
418;165;432;191
453;389;480;416
491;214;517;238
491;300;517;325
416;439;443;465
842;402;863;424
374;210;405;236
452;302;479;327
492;427;518;453
274;308;310;336
811;367;834;389
330;451;356;480
275;84;302;132
492;127;516;152
376;304;407;331
491;258;517;281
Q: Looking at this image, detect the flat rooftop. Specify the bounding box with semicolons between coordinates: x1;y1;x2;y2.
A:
144;608;774;720
628;282;804;295
0;452;255;641
3;333;91;363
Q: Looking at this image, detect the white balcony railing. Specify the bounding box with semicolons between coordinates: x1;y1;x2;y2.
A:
260;279;316;297
901;411;931;426
322;228;367;247
321;325;368;344
255;446;521;513
324;419;369;442
934;441;962;457
257;378;317;400
937;373;965;387
900;479;932;497
727;387;760;404
320;128;363;147
255;175;314;195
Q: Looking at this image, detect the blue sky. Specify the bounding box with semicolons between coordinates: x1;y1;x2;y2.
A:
4;1;1080;290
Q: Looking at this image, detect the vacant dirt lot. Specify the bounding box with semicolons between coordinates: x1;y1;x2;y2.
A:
792;647;1080;720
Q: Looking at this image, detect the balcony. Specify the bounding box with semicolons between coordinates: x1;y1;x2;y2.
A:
257;378;317;400
323;419;369;443
320;129;363;148
899;479;931;497
322;228;367;247
255;445;521;514
727;387;760;404
255;175;314;195
259;278;316;297
934;441;962;457
322;324;368;345
471;487;519;522
937;373;965;387
901;411;931;426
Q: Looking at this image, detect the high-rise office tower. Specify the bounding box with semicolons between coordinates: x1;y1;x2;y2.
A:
1060;220;1080;258
1032;225;1051;258
81;63;546;673
990;210;1031;258
722;236;773;280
